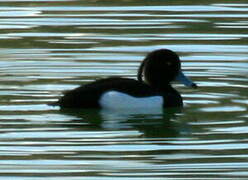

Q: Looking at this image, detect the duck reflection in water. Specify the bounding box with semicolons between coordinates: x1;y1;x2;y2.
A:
60;107;190;138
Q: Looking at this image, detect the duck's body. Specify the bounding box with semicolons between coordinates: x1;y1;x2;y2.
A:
54;49;197;109
58;77;182;109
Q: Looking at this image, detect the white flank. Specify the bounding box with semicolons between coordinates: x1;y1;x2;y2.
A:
99;90;163;111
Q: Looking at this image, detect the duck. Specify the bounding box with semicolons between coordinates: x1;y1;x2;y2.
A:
53;49;197;109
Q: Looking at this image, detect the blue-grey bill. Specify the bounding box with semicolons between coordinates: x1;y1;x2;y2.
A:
175;71;197;88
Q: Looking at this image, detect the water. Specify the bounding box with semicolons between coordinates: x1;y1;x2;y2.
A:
0;0;248;179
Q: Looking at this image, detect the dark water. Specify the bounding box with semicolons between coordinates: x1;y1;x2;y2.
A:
0;0;247;179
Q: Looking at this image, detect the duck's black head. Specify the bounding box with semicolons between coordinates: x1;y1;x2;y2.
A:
138;49;180;88
138;48;197;89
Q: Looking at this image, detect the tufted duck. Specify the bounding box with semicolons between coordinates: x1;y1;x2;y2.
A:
53;49;197;109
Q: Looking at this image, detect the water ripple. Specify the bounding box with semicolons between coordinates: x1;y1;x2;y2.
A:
0;1;248;179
